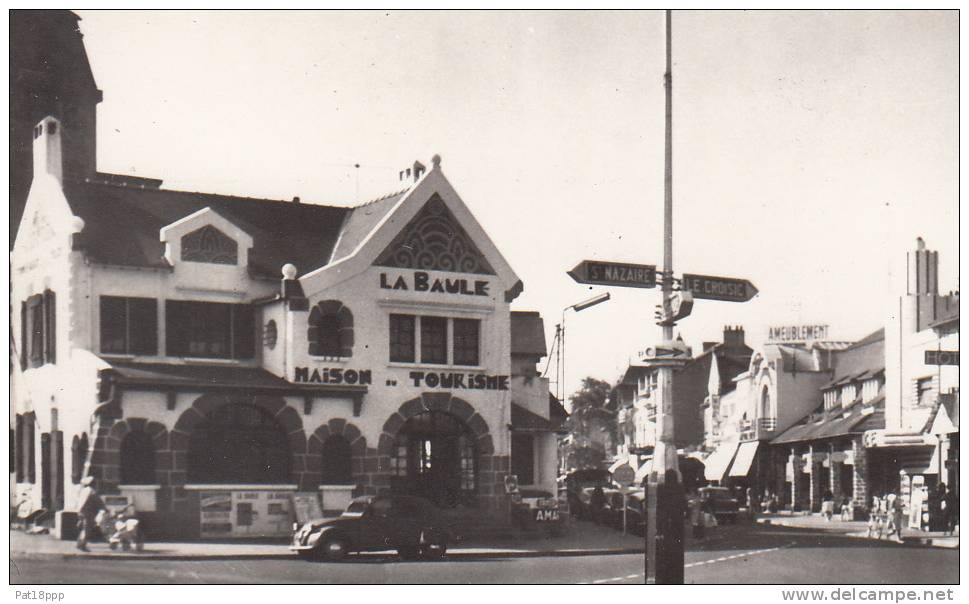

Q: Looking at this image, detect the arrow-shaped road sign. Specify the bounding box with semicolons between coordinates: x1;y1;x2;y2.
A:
568;260;656;289
681;273;758;302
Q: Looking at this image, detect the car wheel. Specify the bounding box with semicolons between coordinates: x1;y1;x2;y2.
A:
320;537;349;562
420;542;447;560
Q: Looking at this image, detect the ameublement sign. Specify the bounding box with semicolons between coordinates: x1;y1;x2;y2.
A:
767;324;830;343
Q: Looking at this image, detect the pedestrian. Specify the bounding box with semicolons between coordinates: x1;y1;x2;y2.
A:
76;475;105;552
821;489;834;521
590;485;606;525
688;491;704;539
940;483;958;536
840;496;853;521
867;495;882;538
885;493;905;542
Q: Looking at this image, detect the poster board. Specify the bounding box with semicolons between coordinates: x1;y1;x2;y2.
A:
293;491;324;525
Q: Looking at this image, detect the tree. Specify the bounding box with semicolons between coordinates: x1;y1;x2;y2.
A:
559;377;618;471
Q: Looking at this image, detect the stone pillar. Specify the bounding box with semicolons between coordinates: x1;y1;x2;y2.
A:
808;444;822;512
830;447;842;503
852;436;868;510
789;448;800;511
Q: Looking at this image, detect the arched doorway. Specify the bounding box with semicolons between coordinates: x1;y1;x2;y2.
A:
187;404;291;484
391;411;476;506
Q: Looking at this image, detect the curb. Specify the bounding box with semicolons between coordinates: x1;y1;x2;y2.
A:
757;519;958;549
11;547;646;562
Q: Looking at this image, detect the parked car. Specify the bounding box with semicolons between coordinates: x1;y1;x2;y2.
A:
513;489;566;534
698;486;739;524
290;495;450;561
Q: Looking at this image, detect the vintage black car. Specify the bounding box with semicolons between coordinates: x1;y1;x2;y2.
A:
698;486;739;524
290;495;449;561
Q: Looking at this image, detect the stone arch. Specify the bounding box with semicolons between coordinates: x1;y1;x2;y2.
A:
91;417;169;494
306;418;367;490
170;394;307;488
377;394;494;458
371;394;501;507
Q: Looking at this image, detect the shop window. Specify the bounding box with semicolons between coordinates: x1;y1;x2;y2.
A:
319;436;353;485
420;317;447;364
180;225;238;265
71;435;81;484
389;314;416;362
120;430;156;485
166;301;254;359
188;404;291;484
453;319;480;366
308;301;353;357
22;291;56;368
101;296;158;355
511;433;535;486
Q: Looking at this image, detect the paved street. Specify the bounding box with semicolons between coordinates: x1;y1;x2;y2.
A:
10;523;957;585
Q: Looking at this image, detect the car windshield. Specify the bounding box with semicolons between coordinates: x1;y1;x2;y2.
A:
342;501;369;516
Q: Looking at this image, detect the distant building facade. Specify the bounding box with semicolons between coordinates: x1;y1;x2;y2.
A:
614;326;752;481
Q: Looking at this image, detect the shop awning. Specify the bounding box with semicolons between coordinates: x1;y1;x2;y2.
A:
634;459;653;483
728;441;760;477
704;442;740;482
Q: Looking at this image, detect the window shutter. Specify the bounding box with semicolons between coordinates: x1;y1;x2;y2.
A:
44;291;56;364
20;302;27;370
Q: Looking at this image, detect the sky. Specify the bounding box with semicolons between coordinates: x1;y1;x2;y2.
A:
74;9;959;400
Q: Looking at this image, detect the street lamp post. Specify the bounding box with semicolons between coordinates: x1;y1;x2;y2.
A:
557;293;611;405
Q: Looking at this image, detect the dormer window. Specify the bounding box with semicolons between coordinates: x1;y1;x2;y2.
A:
181;225;238;265
308;301;354;358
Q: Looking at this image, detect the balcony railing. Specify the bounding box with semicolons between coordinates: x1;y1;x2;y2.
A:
758;417;777;432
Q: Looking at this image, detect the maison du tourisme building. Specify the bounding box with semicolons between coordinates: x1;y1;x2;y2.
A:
11;12;561;538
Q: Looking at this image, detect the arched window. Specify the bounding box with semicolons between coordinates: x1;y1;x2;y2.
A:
120;430;156;485
760;386;771;419
308;301;353;357
188;404;291;484
320;436;353;485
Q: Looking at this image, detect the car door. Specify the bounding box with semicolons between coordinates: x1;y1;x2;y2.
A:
358;497;393;550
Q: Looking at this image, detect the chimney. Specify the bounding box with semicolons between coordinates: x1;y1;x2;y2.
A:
723;325;745;348
399;160;427;184
907;237;939;295
32;116;64;183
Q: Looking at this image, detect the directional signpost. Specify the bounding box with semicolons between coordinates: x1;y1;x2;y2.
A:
568;260;656;289
562;11;761;585
681;273;758;302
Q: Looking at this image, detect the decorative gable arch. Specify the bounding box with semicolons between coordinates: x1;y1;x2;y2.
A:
374;194;495;275
181;225;238;264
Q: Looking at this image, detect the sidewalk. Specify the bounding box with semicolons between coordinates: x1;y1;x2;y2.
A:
10;520;647;561
755;511;959;549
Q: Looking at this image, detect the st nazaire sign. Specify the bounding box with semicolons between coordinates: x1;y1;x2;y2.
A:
567;260;657;289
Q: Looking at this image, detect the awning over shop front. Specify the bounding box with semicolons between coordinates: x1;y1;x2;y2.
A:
728;441;760;477
704;441;740;482
634;459;653;483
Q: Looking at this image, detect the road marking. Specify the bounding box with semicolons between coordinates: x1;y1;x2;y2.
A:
685;545;784;569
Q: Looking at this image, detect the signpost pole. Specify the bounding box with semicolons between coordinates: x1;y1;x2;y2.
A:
646;9;686;585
